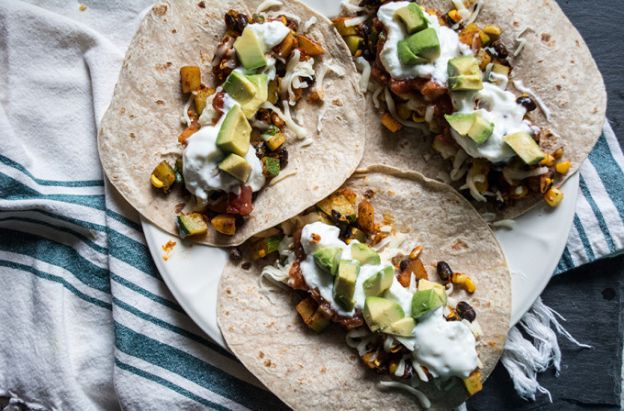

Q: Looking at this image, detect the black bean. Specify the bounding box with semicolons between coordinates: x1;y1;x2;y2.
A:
224;10;248;34
491;40;509;59
437;261;453;282
275;60;287;77
456;301;476;322
275;147;289;169
516;96;537;112
229;247;242;262
241;262;252;270
359;0;381;7
399;259;409;272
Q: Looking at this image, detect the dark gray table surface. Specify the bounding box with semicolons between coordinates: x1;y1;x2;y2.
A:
469;1;624;409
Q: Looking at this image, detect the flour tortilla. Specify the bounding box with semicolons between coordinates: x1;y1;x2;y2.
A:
359;0;606;218
98;0;365;246
218;165;511;410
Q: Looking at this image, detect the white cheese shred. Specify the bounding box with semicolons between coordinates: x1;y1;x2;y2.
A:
301;16;317;33
281;49;315;105
384;88;427;130
355;56;371;93
378;381;432;409
268;169;297;186
255;0;283;13
512;79;552;121
181;94;194;126
261;100;308;140
340;0;365;14
344;15;367;27
466;172;487;202
492;219;517;229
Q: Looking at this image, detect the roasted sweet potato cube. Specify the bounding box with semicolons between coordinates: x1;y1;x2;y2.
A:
180;66;201;93
210;214;236;235
178;120;200;144
274;32;297;58
357;199;377;233
297;34;324;56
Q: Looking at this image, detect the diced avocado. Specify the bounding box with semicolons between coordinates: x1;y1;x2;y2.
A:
363;266;394;297
411;288;445;320
216;105;251;156
345;35;364;56
445;112;477;135
262;156;280;177
242;74;269;119
316;191;357;223
448;55;481;77
347;227;367;243
503;131;545;165
333;260;360;311
406;28;440;61
218;153;251;182
351;243;381;265
417;279;447;304
313;246;342;276
223;71;257;105
448;75;483;91
395;3;428;34
385;316;416;337
467;114;494;145
398;40;428;66
177;213;208;238
363;296;405;332
233;27;267;70
463;370;483;396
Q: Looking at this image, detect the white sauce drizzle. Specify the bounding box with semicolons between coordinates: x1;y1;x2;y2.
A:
512;79;552;121
248;21;290;49
378;381;431;409
255;0;283;13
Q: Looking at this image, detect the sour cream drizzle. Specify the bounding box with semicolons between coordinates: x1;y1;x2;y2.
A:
248;21;290;49
298;222;478;379
182;95;265;200
377;1;471;83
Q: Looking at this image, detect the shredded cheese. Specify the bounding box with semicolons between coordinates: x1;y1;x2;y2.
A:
344;15;367;27
280;49;315;105
261;100;308;140
464;0;484;25
449;150;468;181
384;88;428;130
268;169;297;186
512;79;552;121
378;381;432;409
492;219;516;229
502;165;549;184
181;94;194;126
354;56;371;93
255;0;283;13
315;60;346;99
340;0;365;14
466;172;487;202
301;16;317;33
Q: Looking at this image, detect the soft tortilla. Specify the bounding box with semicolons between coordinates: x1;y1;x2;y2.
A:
98;0;365;246
359;0;606;218
218;165;511;410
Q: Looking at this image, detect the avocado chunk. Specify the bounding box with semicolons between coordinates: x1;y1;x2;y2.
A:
411;288;445;320
385;316;416;337
242;74;269;119
363;296;405;332
234;27;267;70
397;40;428;66
223;71;257;105
503;131;545;165
345;35;364;56
313;246;342;276
363;266;394;297
395;3;428;34
467;113;494;144
216;105;251;156
351;243;381;265
177;213;208;238
448;55;481;77
445;112;477;135
333;260;360;311
417;279;447;304
250;235;283;260
406;28;440;61
218;153;251;182
448;74;483;91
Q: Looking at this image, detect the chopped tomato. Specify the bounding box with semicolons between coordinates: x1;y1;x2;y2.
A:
212;91;226;123
226;185;253;216
420;80;448;101
389;78;427;95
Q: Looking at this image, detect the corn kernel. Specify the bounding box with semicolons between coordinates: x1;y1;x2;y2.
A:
389;361;398;375
150;174;164;189
553;147;565;159
409;245;424;260
412;114;426;123
448;9;462;22
482;25;502;39
478;31;491;46
544;187;564;207
451;273;476;294
539;153;555;167
540;175;553;194
555;161;571;175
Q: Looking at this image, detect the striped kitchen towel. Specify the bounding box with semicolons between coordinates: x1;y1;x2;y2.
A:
0;1;622;410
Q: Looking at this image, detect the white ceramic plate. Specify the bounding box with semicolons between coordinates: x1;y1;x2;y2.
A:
142;0;580;347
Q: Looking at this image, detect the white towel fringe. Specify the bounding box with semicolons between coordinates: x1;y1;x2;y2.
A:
501;297;591;402
0;389;51;411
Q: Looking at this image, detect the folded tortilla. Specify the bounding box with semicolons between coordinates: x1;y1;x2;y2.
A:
97;0;365;246
218;165;511;410
359;0;606;218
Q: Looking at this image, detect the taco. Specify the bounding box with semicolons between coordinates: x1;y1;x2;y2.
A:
98;0;365;246
333;0;606;218
218;165;510;409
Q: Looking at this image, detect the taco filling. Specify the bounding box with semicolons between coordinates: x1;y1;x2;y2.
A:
335;0;570;210
247;187;485;407
149;9;328;238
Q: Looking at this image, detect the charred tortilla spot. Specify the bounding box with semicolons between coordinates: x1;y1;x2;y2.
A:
153;4;167;16
129;132;135;139
540;33;551;43
155;99;165;105
259;351;264;359
452;239;468;250
197;1;205;8
171;28;177;34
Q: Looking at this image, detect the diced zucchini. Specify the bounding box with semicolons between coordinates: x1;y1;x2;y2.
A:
250;235;284;260
345;36;364;56
262;157;281;177
210;214;236;236
177;213;208;238
347;227;367;243
193;87;215;115
151;161;177;193
262;127;286;151
316;190;357;222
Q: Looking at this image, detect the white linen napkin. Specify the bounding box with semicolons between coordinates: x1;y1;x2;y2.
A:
1;1;622;410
